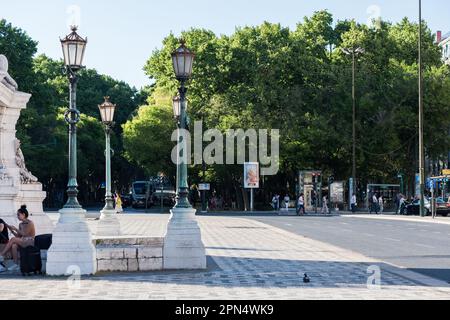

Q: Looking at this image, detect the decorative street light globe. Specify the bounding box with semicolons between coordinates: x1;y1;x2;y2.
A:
60;26;87;71
98;96;116;125
172;95;189;119
171;39;195;81
172;95;181;119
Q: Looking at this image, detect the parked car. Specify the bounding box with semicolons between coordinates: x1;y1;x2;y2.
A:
405;198;431;216
433;198;450;217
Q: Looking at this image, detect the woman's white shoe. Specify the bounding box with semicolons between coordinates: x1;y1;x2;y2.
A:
8;264;19;272
0;263;7;273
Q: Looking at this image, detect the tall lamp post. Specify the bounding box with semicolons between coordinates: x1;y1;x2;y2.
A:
418;0;426;217
98;97;116;215
164;39;206;270
61;26;87;211
46;26;96;276
97;97;121;235
342;47;365;203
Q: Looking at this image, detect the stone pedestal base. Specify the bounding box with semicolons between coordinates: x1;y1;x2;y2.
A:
0;183;53;234
46;208;97;276
163;207;206;270
96;209;121;237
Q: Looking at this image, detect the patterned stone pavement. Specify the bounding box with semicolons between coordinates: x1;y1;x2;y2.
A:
1;214;450;300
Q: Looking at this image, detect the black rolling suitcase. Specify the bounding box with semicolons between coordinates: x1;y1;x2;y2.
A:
19;246;42;276
34;234;52;250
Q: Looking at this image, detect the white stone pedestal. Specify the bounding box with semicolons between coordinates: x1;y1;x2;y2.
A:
46;208;97;276
163;207;206;270
0;76;53;234
96;209;121;237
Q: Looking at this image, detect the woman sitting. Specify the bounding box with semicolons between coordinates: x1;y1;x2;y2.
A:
0;205;36;272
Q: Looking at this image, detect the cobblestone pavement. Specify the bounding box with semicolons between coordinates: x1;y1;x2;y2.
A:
1;214;450;300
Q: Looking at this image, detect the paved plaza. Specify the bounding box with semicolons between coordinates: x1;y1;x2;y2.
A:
1;214;450;300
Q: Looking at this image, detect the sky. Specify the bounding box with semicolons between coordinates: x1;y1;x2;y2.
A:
1;0;450;89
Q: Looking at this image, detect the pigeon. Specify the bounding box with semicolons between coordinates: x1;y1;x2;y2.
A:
303;273;310;283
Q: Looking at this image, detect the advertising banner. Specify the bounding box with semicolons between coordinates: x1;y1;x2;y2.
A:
244;163;260;189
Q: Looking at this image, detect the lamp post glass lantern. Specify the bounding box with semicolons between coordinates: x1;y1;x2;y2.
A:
60;26;87;210
172;40;195;209
98;97;117;213
61;26;87;71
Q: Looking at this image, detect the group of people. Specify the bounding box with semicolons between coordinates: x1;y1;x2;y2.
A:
0;205;35;273
271;193;330;215
369;193;385;215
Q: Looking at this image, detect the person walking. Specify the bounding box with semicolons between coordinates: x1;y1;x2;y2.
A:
115;192;123;214
378;195;384;214
297;193;305;216
272;194;278;211
395;193;401;215
284;194;290;211
322;195;329;214
372;193;379;215
351;193;357;213
399;194;406;215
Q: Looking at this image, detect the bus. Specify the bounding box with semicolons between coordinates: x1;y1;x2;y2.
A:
131;181;155;209
131;177;176;209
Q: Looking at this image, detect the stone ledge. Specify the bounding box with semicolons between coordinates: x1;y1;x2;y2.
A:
94;236;164;273
93;236;164;247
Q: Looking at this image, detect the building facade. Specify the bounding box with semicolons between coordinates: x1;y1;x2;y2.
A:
437;31;450;65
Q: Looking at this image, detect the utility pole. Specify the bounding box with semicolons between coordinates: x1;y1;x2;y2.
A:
419;0;426;217
342;47;364;201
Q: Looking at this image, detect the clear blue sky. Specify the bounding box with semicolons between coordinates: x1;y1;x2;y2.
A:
1;0;449;89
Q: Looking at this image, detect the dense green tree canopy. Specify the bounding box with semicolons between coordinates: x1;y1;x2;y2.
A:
132;10;450;200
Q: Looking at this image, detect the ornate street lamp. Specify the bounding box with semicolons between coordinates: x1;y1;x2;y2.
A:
47;26;96;276
98;97;116;216
60;26;87;210
164;39;206;270
171;40;195;209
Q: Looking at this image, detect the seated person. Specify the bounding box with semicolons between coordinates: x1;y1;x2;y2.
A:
0;218;10;273
0;205;36;272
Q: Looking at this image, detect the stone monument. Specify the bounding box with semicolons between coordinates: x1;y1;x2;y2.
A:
0;54;53;234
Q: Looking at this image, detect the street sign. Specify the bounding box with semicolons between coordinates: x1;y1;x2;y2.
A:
198;183;210;191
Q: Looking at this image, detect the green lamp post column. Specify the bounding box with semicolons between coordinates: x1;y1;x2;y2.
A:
98;97;117;214
60;26;87;210
171;40;195;209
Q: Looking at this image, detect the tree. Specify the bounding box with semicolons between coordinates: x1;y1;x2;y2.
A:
123;103;176;179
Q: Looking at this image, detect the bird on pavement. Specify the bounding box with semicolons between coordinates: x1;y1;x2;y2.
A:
303;273;310;283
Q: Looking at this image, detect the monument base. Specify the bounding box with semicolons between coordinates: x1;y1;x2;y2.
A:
163;207;206;270
46;208;97;276
96;209;121;237
0;183;53;234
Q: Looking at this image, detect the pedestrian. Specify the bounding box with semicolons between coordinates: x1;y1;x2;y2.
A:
378;195;384;213
351;193;357;213
399;194;406;215
297;193;305;216
284;194;290;210
322;195;329;214
115;192;123;214
272;195;278;211
395;193;401;215
372;193;379;215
